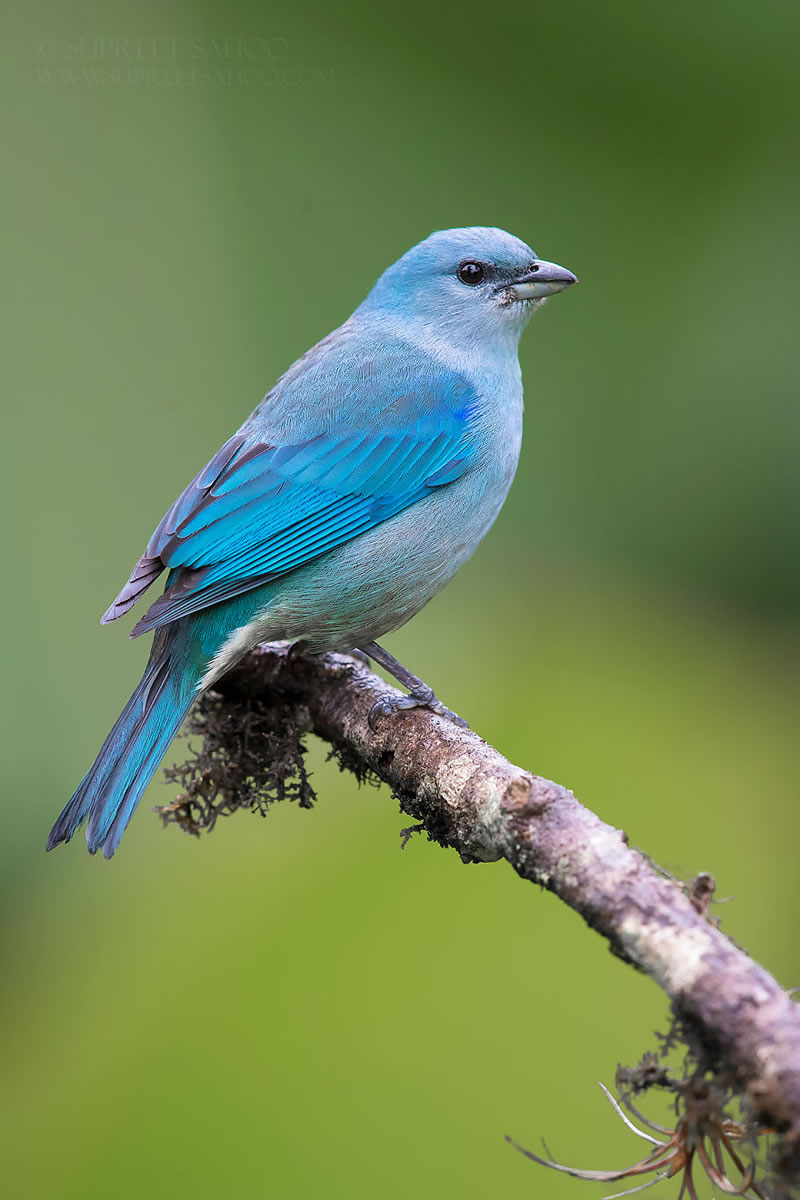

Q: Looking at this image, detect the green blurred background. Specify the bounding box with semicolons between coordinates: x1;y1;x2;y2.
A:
3;0;799;1196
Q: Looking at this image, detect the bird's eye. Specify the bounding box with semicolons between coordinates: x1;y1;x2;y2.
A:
457;261;485;286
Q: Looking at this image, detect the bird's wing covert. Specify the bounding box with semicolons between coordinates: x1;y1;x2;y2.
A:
103;379;478;636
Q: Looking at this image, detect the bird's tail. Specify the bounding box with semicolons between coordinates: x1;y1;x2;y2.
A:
47;637;197;859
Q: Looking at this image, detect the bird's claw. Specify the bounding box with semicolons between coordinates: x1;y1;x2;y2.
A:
368;689;468;732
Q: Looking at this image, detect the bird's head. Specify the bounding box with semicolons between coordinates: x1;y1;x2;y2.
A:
358;226;577;352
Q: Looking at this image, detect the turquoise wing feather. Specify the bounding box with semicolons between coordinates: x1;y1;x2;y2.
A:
103;353;479;635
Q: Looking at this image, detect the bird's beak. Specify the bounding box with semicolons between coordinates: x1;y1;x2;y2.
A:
507;259;578;300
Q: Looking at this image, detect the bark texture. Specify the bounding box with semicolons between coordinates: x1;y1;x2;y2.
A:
210;642;800;1187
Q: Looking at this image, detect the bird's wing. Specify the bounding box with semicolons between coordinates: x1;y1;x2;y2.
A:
103;374;479;637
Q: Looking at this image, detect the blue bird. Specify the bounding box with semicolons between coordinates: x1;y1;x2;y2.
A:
47;227;576;858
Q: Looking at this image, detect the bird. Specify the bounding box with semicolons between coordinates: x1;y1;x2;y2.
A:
47;226;577;858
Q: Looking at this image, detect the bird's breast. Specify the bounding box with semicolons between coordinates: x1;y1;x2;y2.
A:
464;372;524;511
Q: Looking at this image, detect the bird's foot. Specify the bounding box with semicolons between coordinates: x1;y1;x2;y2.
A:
359;641;469;732
368;683;468;732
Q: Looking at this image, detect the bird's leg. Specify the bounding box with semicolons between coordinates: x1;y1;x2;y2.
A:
289;641;371;671
344;647;372;667
359;642;468;731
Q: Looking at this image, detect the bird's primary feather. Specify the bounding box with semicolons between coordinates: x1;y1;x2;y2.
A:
103;331;480;634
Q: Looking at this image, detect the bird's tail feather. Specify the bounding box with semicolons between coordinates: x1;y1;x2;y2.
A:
47;642;195;859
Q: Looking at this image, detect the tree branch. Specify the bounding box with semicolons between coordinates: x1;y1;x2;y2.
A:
203;642;800;1188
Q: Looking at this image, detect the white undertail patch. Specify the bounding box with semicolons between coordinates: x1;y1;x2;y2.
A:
198;619;265;692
